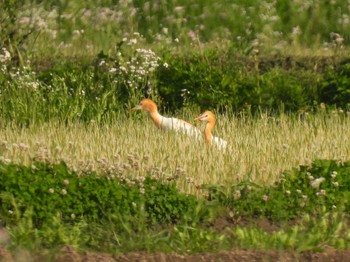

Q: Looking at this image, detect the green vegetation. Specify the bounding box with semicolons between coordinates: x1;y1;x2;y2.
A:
0;0;350;121
0;160;349;255
0;0;350;259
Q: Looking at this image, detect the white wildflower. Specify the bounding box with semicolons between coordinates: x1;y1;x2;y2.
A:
331;171;337;178
310;177;325;188
292;26;301;36
234;190;241;200
262;195;269;202
0;48;11;62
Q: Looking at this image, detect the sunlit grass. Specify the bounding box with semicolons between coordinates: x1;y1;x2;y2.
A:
1;110;349;195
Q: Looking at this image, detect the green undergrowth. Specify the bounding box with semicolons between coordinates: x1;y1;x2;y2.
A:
205;159;350;221
0;161;209;226
0;159;349;254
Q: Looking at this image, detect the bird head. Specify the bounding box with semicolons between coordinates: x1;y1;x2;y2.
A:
129;98;158;113
194;111;215;123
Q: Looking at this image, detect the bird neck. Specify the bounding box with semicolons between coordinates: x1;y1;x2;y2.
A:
148;111;162;128
204;121;215;144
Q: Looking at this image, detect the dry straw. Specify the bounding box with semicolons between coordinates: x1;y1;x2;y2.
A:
0;110;349;194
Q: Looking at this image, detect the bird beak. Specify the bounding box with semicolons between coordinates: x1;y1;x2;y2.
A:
194;114;206;121
128;104;141;113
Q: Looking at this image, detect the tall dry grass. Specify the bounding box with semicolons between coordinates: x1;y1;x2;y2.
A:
0;110;349;194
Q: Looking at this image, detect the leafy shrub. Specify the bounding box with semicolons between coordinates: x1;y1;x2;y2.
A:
205;159;350;221
321;61;350;109
0;161;202;227
157;51;325;113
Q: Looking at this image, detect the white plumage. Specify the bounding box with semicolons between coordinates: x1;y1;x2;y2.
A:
130;98;201;137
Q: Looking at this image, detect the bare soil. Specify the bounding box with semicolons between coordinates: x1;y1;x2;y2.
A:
2;246;350;262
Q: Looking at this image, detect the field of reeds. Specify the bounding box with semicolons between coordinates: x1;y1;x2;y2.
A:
1;0;350;260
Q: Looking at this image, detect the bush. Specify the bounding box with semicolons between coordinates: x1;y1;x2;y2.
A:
205;159;350;221
0;161;202;227
321;61;350;109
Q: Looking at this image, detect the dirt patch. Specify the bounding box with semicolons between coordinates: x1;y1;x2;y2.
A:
2;246;350;262
204;215;283;234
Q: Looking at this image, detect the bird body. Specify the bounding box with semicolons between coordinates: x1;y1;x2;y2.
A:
130;98;201;137
195;110;228;150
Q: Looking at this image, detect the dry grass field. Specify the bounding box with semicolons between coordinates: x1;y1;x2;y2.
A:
1;110;349;194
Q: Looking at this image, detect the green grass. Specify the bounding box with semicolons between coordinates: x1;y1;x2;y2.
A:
0;158;350;257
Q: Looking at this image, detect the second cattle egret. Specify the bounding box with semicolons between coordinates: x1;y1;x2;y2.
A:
129;98;201;137
195;110;228;150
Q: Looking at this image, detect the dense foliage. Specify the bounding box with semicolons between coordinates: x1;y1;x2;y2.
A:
0;161;203;226
206;159;350;221
0;159;349;253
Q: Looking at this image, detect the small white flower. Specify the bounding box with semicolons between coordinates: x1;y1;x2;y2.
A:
310;177;325;188
285;190;291;195
308;175;314;180
63;179;69;185
128;38;137;45
8;210;14;215
71;213;76;220
163;62;169;68
234;190;241;199
332;181;339;187
331;171;337;178
262;195;269;202
296;189;302;194
292;26;301;36
316;189;326;196
61;189;67;195
49;188;55;194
